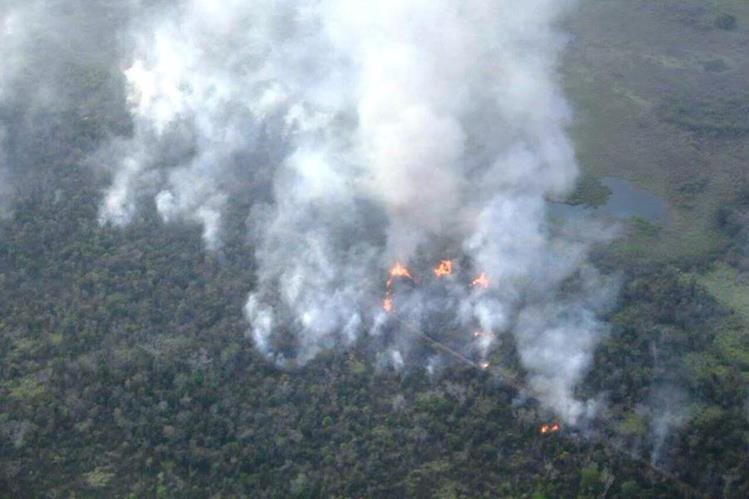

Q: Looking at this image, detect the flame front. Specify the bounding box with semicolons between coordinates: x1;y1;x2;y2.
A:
383;262;414;313
471;273;489;288
433;259;453;277
383;294;394;313
389;262;413;280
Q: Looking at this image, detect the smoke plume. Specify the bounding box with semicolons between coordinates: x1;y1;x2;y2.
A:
0;0;131;214
96;0;615;424
0;2;27;215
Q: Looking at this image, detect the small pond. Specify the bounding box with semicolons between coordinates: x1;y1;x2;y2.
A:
549;176;669;224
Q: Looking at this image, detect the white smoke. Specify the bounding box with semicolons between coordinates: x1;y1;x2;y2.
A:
99;0;616;424
0;126;8;217
0;4;32;98
0;4;25;214
648;386;689;466
0;0;132;215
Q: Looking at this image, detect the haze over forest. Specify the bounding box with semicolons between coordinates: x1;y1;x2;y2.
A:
1;1;747;497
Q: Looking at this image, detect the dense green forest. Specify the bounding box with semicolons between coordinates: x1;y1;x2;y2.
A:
2;160;748;497
2;0;749;497
1;87;748;499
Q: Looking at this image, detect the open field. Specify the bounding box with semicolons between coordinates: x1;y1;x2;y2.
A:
564;0;749;265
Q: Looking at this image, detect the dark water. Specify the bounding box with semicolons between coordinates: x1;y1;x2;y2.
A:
549;176;668;223
598;177;668;222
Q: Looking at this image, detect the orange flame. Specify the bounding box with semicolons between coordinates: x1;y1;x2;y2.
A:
471;273;489;289
539;423;560;434
383;262;414;313
433;260;453;277
479;361;490;369
383;294;394;313
389;262;413;280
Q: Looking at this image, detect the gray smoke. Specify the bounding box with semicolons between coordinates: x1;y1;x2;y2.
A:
0;2;28;214
94;0;616;424
648;386;690;467
0;128;8;217
0;0;131;213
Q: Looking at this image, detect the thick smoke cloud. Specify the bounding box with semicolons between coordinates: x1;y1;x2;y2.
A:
97;0;615;424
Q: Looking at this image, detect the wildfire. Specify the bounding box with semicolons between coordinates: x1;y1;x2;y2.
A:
380;263;488;317
479;361;490;369
383;295;394;313
471;273;489;289
433;259;453;277
473;331;483;337
383;262;414;313
389;262;414;280
539;423;560;434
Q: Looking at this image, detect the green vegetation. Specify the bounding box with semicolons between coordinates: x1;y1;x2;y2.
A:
616;413;648;439
714;13;738;31
565;174;612;207
7;375;46;401
84;468;115;488
702;58;729;73
2;0;748;497
2;159;746;496
660;96;749;139
698;263;749;321
564;0;749;269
